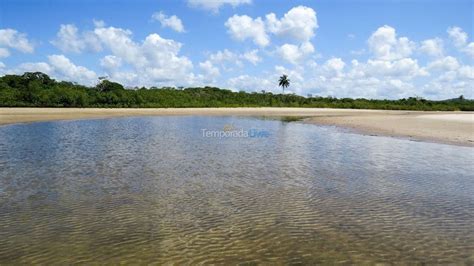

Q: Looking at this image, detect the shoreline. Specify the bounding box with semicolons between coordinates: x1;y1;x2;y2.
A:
1;108;473;147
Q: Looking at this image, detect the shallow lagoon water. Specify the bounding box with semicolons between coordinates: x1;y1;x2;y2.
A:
0;116;473;264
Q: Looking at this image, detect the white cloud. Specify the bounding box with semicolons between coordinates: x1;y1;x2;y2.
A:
141;34;193;82
199;60;220;80
225;15;269;47
51;24;102;53
242;49;261;65
209;49;237;64
93;19;106;28
419;38;444;57
203;49;261;74
152;12;185;33
422;64;474;99
188;0;251;13
368;25;415;60
100;55;122;71
51;24;83;53
224;6;318;50
16;62;53;75
457;65;474;80
447;26;474;58
225;23;471;99
13;55;97;85
427;56;460;71
464;42;474;58
44;22;197;86
48;55;97;83
0;28;34;57
0;48;10;58
224;6;318;66
93;26;194;85
228;74;273;92
357;58;428;79
323;58;345;77
265;6;318;42
274;65;303;80
447;26;468;48
5;18;473;100
277;42;314;64
94;26;145;66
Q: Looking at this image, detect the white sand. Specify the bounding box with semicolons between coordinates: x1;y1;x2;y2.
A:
418;114;474;123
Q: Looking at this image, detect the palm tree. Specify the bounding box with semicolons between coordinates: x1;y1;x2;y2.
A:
278;75;290;93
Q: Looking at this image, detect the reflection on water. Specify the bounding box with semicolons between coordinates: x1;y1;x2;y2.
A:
0;116;473;264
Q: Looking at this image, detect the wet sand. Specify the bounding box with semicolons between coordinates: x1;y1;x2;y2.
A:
0;108;473;146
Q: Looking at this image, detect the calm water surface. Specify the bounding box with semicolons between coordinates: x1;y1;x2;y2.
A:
0;116;473;264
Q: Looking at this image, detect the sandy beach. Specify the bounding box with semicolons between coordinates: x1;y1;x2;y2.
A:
0;108;473;146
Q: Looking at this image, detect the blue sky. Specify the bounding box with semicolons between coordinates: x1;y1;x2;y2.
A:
0;0;473;99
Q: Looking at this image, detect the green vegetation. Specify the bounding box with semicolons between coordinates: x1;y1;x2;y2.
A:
278;74;290;93
1;72;473;111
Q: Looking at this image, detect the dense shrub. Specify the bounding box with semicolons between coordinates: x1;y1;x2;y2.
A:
0;72;472;111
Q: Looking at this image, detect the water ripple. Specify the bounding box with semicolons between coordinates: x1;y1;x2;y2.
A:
0;116;473;264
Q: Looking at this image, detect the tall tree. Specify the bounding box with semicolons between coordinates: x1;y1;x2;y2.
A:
278;74;290;93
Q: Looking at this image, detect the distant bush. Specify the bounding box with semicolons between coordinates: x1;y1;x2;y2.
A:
1;72;473;111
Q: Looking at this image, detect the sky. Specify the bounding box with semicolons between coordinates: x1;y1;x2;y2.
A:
0;0;473;99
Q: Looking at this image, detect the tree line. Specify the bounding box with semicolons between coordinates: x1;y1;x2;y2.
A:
0;72;472;111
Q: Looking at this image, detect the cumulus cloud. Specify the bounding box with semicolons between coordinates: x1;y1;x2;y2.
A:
225;6;318;64
91;25;194;85
100;55;122;71
0;28;34;57
51;22;197;86
422;64;474;99
225;6;318;50
265;6;318;42
225;15;269;47
51;24;83;53
419;38;444;57
4;14;473;100
243;24;456;99
277;42;314;64
242;50;261;65
204;49;261;73
188;0;251;13
323;58;345;77
447;26;474;58
48;54;97;82
361;58;428;78
228;74;273;92
226;65;305;94
447;26;468;48
368;25;415;60
13;55;96;85
464;43;474;58
427;56;460;71
199;60;220;80
152;12;185;33
209;49;237;64
51;24;102;53
16;62;53;75
458;65;474;80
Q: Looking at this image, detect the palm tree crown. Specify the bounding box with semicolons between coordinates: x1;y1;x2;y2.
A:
278;75;290;93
